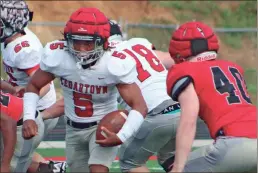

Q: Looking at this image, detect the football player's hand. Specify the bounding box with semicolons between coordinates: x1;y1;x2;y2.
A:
95;127;122;147
14;86;25;98
22;120;38;139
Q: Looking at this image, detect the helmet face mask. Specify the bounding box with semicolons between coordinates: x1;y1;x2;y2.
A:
0;19;5;40
66;34;104;66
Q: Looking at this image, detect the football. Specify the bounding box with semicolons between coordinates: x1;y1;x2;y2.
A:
96;110;129;140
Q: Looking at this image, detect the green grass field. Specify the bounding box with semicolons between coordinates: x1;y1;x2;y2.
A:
36;148;164;172
36;147;201;172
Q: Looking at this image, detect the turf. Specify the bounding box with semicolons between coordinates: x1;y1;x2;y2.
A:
36;148;164;172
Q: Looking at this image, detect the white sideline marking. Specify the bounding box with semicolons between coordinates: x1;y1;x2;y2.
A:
38;140;213;149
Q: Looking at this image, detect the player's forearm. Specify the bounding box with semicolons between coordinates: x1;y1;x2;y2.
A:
41;98;64;120
173;119;196;172
116;83;148;142
0;80;16;94
23;82;41;121
38;83;50;98
1;116;17;166
154;50;174;69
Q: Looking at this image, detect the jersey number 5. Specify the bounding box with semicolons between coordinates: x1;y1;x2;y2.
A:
112;44;165;82
73;92;93;117
211;67;251;104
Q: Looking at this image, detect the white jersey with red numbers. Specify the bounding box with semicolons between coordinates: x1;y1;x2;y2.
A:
1;27;56;110
40;40;138;123
114;38;172;112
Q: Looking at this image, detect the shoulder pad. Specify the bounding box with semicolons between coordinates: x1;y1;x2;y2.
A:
14;49;41;69
107;49;136;77
41;40;67;69
167;63;194;100
127;38;153;49
13;38;42;69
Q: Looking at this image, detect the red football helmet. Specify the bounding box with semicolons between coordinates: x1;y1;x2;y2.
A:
169;21;219;64
64;8;110;68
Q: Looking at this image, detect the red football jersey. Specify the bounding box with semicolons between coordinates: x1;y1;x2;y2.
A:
167;60;256;139
0;91;23;122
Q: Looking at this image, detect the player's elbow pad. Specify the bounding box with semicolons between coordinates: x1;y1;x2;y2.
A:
117;110;144;143
23;92;39;121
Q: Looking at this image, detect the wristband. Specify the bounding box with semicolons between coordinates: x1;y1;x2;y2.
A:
117;110;144;142
23;92;39;121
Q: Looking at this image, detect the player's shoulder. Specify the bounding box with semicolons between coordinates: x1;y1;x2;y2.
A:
44;40;67;53
217;59;244;73
13;28;42;55
168;62;193;76
41;40;68;68
127;37;153;49
167;62;195;100
4;29;43;68
106;42;136;77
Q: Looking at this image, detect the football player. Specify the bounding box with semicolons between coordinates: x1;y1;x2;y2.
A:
0;80;66;172
22;7;148;173
0;113;17;172
107;20;179;173
166;21;257;172
0;1;67;171
0;0;58;135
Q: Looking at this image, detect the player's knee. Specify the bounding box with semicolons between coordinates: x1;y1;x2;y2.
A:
89;164;109;173
158;155;175;173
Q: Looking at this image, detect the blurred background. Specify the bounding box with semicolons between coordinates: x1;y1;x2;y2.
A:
1;1;257;165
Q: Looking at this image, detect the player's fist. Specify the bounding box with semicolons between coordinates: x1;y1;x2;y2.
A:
95;126;122;147
14;86;26;98
22;120;38;139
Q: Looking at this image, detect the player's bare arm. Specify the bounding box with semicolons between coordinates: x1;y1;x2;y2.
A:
0;112;17;172
27;68;51;98
41;98;64;120
117;83;148;116
171;83;199;173
96;83;148;147
154;50;174;69
22;69;55;139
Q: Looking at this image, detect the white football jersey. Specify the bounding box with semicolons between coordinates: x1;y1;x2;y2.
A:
40;40;138;123
1;27;56;110
114;38;172;112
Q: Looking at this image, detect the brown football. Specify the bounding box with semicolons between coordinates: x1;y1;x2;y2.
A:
96;110;129;140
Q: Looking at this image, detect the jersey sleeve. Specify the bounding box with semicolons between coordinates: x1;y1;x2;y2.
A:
14;47;41;70
40;41;66;77
107;52;137;84
166;64;194;101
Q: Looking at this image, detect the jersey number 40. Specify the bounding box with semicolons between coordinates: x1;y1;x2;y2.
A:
211;66;252;104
